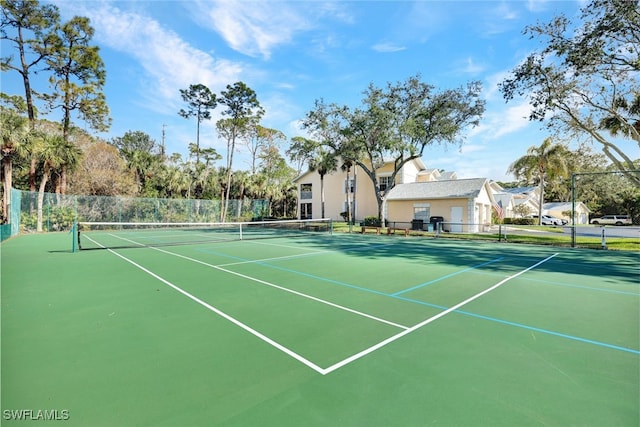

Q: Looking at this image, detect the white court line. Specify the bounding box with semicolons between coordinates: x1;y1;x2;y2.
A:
149;245;409;330
83;236;327;374
104;233;408;330
319;252;559;375
219;241;398;267
88;233;558;375
217;251;330;267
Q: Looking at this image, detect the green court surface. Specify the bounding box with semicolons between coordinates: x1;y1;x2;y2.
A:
1;232;638;426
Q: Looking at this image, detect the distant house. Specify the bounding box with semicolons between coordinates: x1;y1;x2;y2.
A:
543;202;591;224
499;186;540;217
489;184;591;224
385;178;496;232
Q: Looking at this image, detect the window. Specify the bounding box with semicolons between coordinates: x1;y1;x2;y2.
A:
300;183;312;200
414;206;430;221
378;176;393;191
344;178;356;193
300;203;312;219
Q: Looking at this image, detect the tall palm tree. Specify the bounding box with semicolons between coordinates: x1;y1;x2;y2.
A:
56;136;82;195
340;158;355;226
36;133;80;231
232;170;251;219
309;149;338;219
1;110;30;222
508;137;569;225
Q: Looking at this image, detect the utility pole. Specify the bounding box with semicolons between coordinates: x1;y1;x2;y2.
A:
161;124;166;159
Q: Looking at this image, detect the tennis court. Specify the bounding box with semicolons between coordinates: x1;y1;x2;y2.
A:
1;226;638;426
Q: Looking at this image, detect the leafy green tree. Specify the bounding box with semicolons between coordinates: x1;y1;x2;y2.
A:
111;131;165;196
35;132;80;231
287;136;319;175
507;137;569;224
545;143;608;202
43;15;110;141
1;0;59;192
340;157;355;225
178;84;217;164
1;0;60;124
246;125;285;174
0;108;30;221
258;144;297;218
308;148;338;219
181;143;221;199
304;75;485;222
500;0;640;186
53;128;81;194
217;81;263;221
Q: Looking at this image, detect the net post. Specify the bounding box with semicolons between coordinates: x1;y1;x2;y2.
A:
600;226;607;250
239;222;243;240
71;221;78;253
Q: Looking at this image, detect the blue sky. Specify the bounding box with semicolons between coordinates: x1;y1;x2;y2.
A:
3;0;638;181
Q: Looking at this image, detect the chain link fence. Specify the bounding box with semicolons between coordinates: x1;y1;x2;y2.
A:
2;188;269;239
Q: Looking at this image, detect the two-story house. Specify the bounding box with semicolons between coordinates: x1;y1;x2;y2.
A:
293;158;497;232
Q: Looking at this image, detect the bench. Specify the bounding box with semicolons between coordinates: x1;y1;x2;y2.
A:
361;226;381;235
386;227;409;236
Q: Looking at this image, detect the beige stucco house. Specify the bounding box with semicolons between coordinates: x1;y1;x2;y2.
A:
385;178;495;232
293;158;497;231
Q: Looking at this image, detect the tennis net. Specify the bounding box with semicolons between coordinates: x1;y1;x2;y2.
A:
73;218;333;251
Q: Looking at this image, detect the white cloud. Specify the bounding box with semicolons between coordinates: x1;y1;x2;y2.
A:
526;0;551;13
457;57;485;75
372;42;407;53
474;102;532;141
62;2;243;115
193;0;312;59
484;69;512;101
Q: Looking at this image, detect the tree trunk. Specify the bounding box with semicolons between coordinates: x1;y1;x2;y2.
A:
538;175;545;226
37;168;50;232
29;156;37;192
236;184;244;220
320;174;325;219
61;165;67;195
2;157;13;224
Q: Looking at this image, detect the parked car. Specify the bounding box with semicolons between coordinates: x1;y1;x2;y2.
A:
530;215;565;226
590;215;631;226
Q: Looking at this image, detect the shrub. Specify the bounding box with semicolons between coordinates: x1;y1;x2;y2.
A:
504;217;536;225
363;216;381;227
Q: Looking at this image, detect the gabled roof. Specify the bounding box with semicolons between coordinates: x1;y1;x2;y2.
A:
292;157;429;183
386;178;488;200
418;169;457;181
503;186;538;195
543;202;591;212
493;193;513;207
437;171;457;181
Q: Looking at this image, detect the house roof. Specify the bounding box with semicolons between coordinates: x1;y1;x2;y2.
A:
503;186;537;194
543;202;591;212
437;171;457;180
386;178;488;200
293;156;429;183
493;193;513;207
